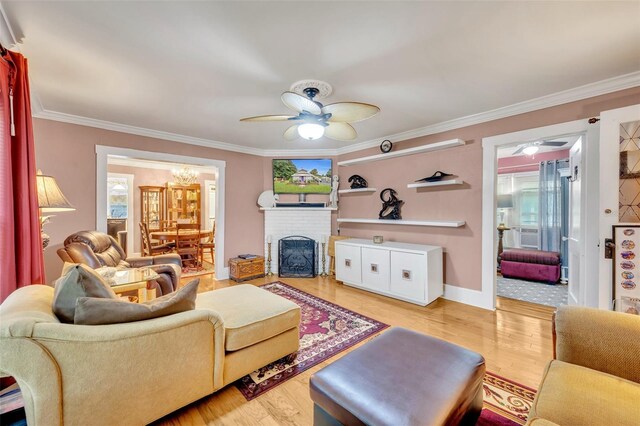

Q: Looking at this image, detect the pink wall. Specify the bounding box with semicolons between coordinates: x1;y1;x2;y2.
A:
33;119;265;282
34;86;639;287
336;86;640;291
497;149;570;174
106;164;216;253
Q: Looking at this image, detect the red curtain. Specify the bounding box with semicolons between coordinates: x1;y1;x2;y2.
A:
0;49;44;302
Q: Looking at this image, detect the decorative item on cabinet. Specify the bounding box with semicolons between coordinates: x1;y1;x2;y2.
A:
378;188;403;220
348;175;368;189
415;171;454;183
373;235;384;244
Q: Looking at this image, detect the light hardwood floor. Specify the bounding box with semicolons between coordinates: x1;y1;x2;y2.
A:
153;274;554;425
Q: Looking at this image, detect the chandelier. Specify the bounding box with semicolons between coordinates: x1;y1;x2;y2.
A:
172;167;199;185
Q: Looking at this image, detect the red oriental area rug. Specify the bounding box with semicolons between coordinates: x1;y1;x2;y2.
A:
235;282;389;400
235;282;537;425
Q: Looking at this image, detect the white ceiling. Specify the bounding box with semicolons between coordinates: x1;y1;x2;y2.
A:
2;1;640;153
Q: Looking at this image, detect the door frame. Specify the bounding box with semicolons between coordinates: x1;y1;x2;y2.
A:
481;119;594;310
203;179;216;231
96;146;229;279
598;104;640;309
107;172;135;255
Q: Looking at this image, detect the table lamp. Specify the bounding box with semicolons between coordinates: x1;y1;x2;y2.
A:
497;194;514;227
37;170;75;249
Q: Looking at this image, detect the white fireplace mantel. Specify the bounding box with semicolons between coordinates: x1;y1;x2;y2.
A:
263;208;333;275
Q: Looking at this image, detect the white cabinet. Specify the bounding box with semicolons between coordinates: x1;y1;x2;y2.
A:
361;247;391;292
335;239;443;306
335;243;362;284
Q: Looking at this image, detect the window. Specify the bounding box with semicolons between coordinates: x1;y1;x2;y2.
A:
107;177;129;219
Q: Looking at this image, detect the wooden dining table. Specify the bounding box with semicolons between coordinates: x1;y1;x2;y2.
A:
149;229;212;242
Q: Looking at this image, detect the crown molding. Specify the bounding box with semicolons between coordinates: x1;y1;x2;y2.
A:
334;71;640;155
33;108;267;156
107;157;214;173
32;71;639;159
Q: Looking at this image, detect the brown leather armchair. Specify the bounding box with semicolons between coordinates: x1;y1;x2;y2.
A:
57;231;181;296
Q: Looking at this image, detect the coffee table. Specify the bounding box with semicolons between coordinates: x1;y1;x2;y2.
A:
109;268;160;302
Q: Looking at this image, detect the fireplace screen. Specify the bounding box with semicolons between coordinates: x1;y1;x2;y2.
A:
278;236;317;278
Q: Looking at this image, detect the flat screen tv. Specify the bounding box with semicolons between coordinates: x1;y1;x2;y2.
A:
273;159;333;194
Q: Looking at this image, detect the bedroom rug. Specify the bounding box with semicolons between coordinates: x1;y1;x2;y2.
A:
235;282;389;400
497;275;567;308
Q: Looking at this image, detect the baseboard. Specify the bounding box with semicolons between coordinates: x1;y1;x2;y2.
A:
443;284;494;311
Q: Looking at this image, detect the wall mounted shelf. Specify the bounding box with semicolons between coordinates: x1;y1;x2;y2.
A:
337;139;465;167
338;188;377;194
337;218;465;228
407;179;464;189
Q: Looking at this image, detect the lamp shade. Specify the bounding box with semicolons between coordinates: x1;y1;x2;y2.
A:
37;172;75;212
497;194;514;209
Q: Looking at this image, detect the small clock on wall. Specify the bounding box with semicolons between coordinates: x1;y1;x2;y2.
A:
380;139;393;153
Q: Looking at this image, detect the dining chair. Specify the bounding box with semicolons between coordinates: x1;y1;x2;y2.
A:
176;223;201;268
199;222;215;266
139;222;175;256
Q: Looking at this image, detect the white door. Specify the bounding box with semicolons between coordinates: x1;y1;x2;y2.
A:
567;138;582;305
599;104;640;309
361;247;390;292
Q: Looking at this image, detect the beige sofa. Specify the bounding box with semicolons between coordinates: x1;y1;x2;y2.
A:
526;305;640;425
0;284;300;425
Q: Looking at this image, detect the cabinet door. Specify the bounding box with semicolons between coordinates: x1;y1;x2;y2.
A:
361;247;390;291
335;244;362;284
390;251;425;302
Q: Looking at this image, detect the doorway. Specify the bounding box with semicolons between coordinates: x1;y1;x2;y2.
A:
95;146;228;280
481;119;599;311
494;137;580;309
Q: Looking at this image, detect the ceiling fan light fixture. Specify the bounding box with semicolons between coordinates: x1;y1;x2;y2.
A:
298;123;325;140
522;145;539;156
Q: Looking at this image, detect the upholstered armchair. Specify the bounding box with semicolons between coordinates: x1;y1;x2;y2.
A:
57;231;181;296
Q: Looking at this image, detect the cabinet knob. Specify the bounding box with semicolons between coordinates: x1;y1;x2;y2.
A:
345;259;351;267
371;263;378;273
402;270;412;280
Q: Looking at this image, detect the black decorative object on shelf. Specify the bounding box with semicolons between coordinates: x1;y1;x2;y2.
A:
348;175;368;189
380;139;393;153
378;188;403;220
415;171;454;183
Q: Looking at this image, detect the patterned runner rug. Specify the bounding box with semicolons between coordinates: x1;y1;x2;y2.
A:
235;282;537;425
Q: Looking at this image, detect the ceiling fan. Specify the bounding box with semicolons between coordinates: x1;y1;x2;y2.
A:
512;140;569;156
240;80;379;141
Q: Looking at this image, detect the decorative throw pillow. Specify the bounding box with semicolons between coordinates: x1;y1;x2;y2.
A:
73;278;199;325
52;263;118;323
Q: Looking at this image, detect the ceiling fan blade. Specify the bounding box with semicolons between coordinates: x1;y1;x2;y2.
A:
512;146;526;155
281;91;321;115
283;125;299;141
325;122;357;141
323;102;380;123
240;115;296;122
541;141;568;146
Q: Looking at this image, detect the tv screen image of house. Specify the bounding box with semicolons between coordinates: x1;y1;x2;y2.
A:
273;159;333;194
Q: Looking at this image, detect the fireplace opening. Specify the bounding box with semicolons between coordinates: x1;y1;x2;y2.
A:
278;236;317;278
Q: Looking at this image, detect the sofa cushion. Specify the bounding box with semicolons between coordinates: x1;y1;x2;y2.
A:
73;278;199;325
52;263;118;323
501;249;560;265
528;360;640;425
196;284;300;351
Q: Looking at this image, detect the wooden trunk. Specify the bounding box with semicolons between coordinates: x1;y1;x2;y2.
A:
229;257;265;282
